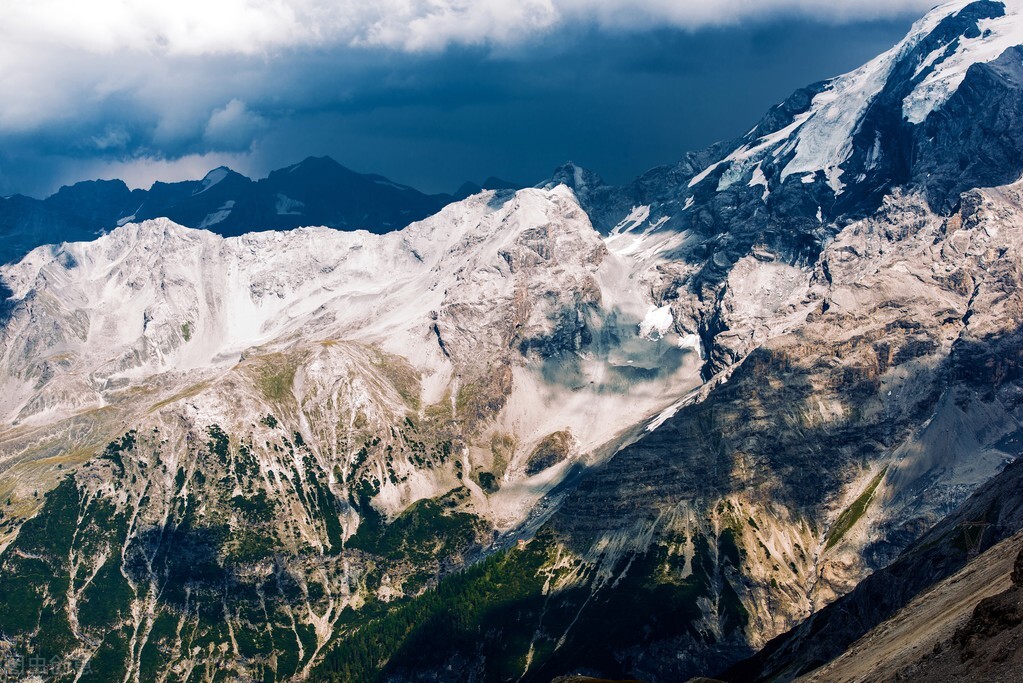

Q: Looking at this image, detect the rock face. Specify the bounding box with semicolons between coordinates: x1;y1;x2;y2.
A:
0;187;699;525
722;459;1023;682
387;181;1023;683
3;2;1023;682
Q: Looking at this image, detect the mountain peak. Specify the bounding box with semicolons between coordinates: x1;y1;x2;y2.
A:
452;176;523;201
285;155;351;175
54;177;131;193
901;0;1023;123
195;166;245;194
662;0;1023;235
545;162;605;192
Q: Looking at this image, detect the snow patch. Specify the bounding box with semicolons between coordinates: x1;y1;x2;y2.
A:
639;305;674;340
779;1;976;192
678;333;702;355
276;194;305;216
688;160;724;188
603;216;673;258
195;167;229;195
198;201;236;229
373;178;411;191
611;205;650;235
748;163;770;202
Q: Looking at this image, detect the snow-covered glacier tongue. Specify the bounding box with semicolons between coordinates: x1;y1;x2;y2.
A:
708;0;1023;212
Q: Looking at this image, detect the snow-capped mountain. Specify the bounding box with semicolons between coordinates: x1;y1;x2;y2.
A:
555;0;1023;290
2;2;1023;682
0;186;702;528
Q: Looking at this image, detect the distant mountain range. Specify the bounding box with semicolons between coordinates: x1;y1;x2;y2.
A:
0;156;522;264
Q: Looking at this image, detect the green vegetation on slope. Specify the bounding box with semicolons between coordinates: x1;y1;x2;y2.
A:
348;494;482;573
826;467;888;549
316;537;551;683
314;528;748;683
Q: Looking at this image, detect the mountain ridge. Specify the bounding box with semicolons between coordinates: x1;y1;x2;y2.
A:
0;156;458;266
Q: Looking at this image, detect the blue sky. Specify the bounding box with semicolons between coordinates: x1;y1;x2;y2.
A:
0;0;936;197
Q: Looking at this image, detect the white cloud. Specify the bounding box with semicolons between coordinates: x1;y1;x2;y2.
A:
71;152;260;190
91;125;131;151
0;0;943;135
3;0;309;56
2;0;940;57
555;0;943;31
204;99;267;150
352;0;561;51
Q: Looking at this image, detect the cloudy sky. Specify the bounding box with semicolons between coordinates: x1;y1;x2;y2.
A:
0;0;937;197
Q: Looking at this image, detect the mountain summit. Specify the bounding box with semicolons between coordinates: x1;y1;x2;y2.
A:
555;0;1023;280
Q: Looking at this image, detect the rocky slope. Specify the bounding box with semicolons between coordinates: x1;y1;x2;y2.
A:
337;177;1023;683
0;186;701;527
799;533;1023;683
722;457;1023;681
0;185;705;682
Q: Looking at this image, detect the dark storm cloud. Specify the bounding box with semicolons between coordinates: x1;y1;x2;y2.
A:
0;14;921;197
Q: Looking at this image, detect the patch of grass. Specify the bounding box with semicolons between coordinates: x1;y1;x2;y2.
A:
454;366;513;431
231;490;275;523
315;525;749;683
825;467;888;549
206;424;230;465
252;355;297;403
137;611;178;682
473;471;500;493
228;529;278;564
315;537;551;683
718;527;743;566
489;432;516;477
84;626;131;683
371;349;422;411
0;476;129;658
77;555;134;629
148;380;211;413
100;431;137;473
180;322;192;342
